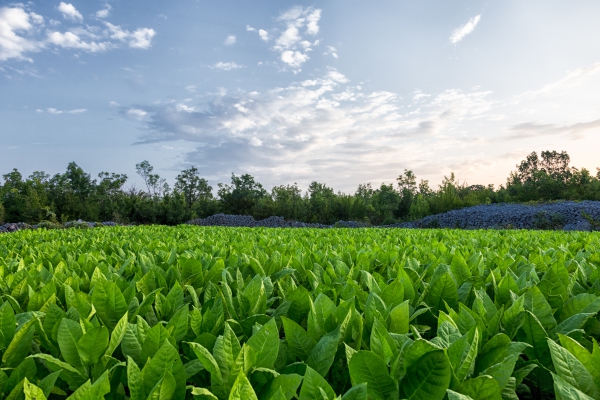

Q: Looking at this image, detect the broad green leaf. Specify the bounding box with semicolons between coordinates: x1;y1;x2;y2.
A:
282;316;316;360
246;318;279;369
77;326;109;366
259;373;303;400
127;356;144;400
388;300;409;334
3;318;36;368
423;265;458;315
349;351;398;400
341;383;368;400
37;370;61;399
229;372;258;400
548;339;599;398
381;279;404;310
299;366;336;400
558;334;600;389
191;387;219;399
104;312;127;356
400;350;451;400
65;371;111;400
29;354;87;390
518;311;550;365
306;326;341;377
0;302;16;350
141;340;186;400
23;378;47;400
552;373;595;400
165;306;189;343
456;375;502;400
147;371;176;400
57;318;84;371
455;328;479;381
187;341;223;382
447;390;474;400
5;357;36;395
91;280;128;331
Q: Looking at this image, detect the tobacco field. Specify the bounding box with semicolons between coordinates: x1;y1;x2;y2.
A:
1;226;600;400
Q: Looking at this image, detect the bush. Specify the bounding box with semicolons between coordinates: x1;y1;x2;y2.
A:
0;201;4;225
37;220;62;230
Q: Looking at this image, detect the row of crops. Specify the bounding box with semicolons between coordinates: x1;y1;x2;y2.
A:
0;226;600;399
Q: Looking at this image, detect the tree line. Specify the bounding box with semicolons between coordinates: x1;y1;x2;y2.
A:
1;150;599;226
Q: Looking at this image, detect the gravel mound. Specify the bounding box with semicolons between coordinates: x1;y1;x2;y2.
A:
187;214;332;228
3;202;599;234
390;200;600;231
0;220;118;234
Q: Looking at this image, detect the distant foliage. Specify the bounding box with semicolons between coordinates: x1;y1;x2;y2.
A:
1;151;600;225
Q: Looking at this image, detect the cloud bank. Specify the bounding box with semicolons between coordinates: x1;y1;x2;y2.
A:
0;3;156;62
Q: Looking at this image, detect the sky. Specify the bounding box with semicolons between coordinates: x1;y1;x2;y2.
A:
1;0;600;194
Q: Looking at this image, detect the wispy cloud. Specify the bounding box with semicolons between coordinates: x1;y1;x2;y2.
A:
96;4;112;19
224;35;236;45
38;107;87;114
212;61;244;71
507;118;600;140
517;62;600;100
450;15;481;44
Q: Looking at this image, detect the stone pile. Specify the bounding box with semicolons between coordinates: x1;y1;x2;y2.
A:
187;214;343;228
0;220;118;234
391;200;600;231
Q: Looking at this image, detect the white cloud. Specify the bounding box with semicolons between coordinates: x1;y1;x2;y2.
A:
280;51;308;69
42;107;87;114
127;69;502;190
185;85;197;93
0;5;156;62
258;29;269;42
324;45;338;59
58;2;83;22
127;108;147;119
96;5;111;19
264;6;323;70
213;61;244;71
450;15;481;44
224;35;236;45
105;23;156;49
246;25;255;32
47;31;110;52
306;9;321;35
129;28;156;49
0;7;43;61
176;103;197;113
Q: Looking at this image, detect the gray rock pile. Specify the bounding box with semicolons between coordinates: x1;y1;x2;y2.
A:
188;214;332;228
0;220;118;234
0;222;31;233
391;200;600;231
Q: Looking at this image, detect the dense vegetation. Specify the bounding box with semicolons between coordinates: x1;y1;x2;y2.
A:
1;226;600;399
1;151;600;226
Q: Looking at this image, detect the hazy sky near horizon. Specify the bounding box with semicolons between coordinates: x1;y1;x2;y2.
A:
2;0;600;193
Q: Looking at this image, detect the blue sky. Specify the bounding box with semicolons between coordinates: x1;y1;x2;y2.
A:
2;0;600;193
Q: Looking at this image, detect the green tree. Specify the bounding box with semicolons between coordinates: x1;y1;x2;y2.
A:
218;173;268;215
136;160;168;197
307;182;337;224
174;167;213;210
397;170;417;219
271;183;304;220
